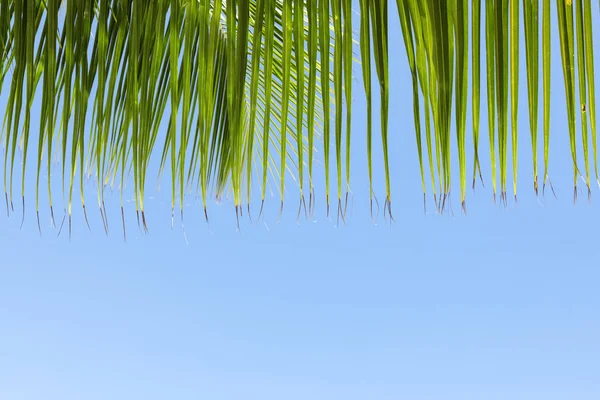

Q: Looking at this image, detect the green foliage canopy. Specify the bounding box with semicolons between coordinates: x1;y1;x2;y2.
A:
0;0;598;235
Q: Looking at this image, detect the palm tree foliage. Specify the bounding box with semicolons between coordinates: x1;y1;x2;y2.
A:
0;0;598;234
1;0;331;233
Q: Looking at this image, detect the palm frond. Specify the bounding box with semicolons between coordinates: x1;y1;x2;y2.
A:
1;0;332;234
1;0;600;233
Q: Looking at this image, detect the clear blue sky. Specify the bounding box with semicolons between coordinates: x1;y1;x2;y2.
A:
1;4;599;400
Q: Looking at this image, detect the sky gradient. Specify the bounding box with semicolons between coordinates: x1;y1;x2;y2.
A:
1;3;599;400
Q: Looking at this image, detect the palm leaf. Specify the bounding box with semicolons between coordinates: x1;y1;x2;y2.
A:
1;0;600;232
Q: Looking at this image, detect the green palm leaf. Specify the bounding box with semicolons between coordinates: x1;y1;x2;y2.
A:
1;0;600;233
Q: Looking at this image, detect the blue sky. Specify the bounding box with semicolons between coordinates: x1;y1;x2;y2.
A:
1;3;600;400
